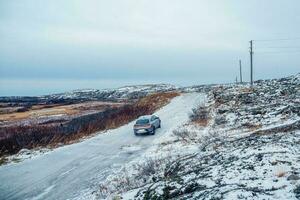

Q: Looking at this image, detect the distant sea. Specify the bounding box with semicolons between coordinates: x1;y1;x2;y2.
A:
0;78;170;96
0;78;183;97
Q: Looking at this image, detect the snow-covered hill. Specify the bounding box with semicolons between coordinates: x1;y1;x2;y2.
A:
96;73;300;199
45;84;178;101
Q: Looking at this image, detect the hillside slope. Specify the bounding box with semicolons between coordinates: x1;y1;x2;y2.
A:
97;74;300;200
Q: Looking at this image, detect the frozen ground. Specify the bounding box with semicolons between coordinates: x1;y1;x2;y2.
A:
0;93;204;200
96;74;300;200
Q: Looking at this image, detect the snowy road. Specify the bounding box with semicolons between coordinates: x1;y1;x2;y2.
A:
0;93;204;200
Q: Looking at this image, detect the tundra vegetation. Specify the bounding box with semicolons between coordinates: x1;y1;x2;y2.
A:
97;74;300;200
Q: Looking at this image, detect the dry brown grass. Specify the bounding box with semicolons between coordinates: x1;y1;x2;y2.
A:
190;106;210;127
103;92;179;130
0;107;77;121
239;87;255;93
31;104;61;110
0;101;125;122
192;118;210;127
243;123;263;131
136;92;180;109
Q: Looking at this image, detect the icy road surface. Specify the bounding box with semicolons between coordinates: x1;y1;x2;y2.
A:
0;93;205;200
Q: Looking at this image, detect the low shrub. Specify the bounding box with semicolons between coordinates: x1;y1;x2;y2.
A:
173;128;196;142
189;105;210;126
294;185;300;199
198;130;226;152
214;115;227;126
99;155;174;198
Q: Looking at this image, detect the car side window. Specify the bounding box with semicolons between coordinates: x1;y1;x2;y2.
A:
151;116;155;121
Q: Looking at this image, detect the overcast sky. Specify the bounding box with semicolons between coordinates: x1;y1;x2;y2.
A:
0;0;300;96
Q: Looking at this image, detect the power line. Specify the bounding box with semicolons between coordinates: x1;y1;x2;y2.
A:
256;52;300;54
257;46;300;49
253;38;300;42
255;50;300;53
247;38;299;85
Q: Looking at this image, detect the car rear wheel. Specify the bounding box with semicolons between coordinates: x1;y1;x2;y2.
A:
151;126;156;135
158;122;161;128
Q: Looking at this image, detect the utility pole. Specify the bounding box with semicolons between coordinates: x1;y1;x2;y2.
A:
239;59;242;83
250;40;253;86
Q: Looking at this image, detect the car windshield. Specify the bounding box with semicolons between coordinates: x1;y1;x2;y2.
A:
136;119;149;125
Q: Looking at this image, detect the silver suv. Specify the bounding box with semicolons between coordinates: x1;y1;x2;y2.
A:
133;115;161;135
